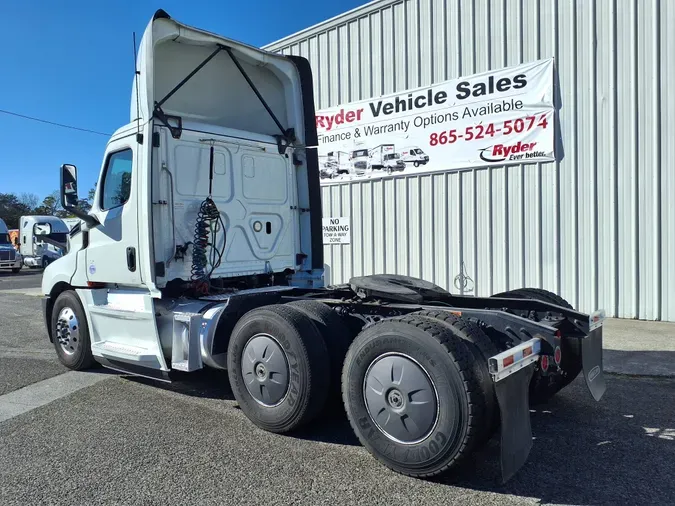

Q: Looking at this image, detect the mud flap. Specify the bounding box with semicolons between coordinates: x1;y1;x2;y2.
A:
494;364;535;483
582;326;606;401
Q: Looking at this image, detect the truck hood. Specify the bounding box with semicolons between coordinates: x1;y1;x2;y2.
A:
131;9;303;137
0;244;15;252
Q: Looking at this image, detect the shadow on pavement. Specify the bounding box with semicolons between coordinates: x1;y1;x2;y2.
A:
437;374;675;505
125;368;235;401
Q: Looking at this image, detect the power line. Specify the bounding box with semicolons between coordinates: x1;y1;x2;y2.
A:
0;108;111;137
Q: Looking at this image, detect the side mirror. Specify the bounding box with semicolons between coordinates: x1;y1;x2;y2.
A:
34;223;52;236
59;163;99;228
61;164;79;209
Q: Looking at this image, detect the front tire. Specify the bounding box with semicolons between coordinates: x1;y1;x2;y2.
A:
51;290;96;370
227;304;331;433
11;267;21;274
342;315;485;478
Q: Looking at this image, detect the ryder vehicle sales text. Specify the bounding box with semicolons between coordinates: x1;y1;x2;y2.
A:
315;73;529;132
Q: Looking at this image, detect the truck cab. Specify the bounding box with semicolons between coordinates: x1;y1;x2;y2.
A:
19;215;69;268
42;9;323;378
0;218;22;273
349;148;368;174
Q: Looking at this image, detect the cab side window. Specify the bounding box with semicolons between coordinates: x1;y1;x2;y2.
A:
101;149;133;210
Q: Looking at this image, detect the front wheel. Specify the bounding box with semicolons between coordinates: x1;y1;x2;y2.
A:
51;290;96;370
11;267;21;274
342;315;486;478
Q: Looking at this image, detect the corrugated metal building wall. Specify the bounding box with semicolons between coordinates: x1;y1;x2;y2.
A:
264;0;674;321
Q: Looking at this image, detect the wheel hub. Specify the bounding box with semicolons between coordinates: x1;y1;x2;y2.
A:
255;363;268;380
242;334;289;407
55;307;80;356
387;388;404;409
364;353;439;444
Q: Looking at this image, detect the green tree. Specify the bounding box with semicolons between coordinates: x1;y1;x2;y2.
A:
19;192;40;211
88;183;97;203
34;191;60;216
0;193;32;228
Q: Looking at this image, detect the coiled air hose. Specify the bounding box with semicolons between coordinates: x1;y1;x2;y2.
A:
190;145;226;295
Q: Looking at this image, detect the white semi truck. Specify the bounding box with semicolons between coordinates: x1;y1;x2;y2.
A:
41;10;606;484
0;218;22;273
18;215;69;268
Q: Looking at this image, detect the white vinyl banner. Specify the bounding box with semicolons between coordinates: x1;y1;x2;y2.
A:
314;58;555;183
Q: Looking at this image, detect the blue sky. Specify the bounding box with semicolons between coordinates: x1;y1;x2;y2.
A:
0;0;367;202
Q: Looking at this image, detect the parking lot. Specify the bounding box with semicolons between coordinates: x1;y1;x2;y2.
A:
1;271;674;505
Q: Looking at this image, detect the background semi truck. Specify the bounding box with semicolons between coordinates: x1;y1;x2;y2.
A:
0;218;22;273
40;10;606;484
18;215;69;268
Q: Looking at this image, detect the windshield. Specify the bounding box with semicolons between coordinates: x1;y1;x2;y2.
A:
353;150;368;157
385;154;400;160
0;234;9;245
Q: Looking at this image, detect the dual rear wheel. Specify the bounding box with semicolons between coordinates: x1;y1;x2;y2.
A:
227;303;493;478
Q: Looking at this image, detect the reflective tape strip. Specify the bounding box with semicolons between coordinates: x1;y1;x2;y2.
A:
488;337;542;382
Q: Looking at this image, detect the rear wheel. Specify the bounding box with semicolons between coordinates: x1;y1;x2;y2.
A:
342;315;485;478
491;288;581;403
286;300;353;404
227;304;331;433
51;290;96;370
411;310;499;445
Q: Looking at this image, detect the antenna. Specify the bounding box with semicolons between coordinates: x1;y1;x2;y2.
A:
133;32;142;144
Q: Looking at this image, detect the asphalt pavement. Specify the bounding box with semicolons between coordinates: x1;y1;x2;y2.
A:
1;274;674;505
0;269;43;291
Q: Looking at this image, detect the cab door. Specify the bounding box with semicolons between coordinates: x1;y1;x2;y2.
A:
86;139;141;285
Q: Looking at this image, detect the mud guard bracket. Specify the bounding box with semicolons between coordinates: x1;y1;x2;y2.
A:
494;364;535;483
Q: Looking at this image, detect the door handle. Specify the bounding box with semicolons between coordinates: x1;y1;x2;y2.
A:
126;246;136;272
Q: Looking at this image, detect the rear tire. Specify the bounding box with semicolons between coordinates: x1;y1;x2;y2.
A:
411;310;499;445
490;288;581;403
227;304;331;433
342;315;485;478
286;300;353;404
51;290;96;370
